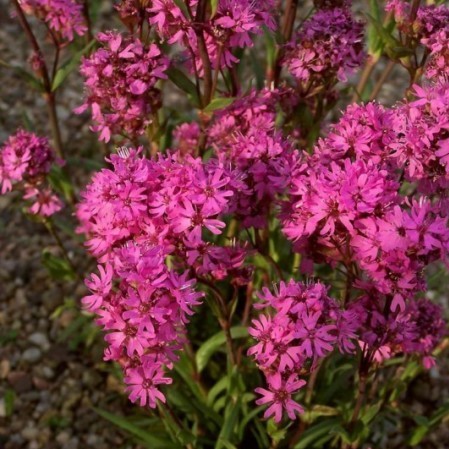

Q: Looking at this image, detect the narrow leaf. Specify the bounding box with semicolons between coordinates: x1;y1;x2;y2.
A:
52;40;96;91
166;67;200;107
203;97;235;113
94;407;181;449
196;326;249;372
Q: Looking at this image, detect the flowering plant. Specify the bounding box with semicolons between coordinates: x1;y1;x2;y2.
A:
2;0;449;448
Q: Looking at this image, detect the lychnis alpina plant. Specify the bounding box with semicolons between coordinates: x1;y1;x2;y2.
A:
2;0;449;448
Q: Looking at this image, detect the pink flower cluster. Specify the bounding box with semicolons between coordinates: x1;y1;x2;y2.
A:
19;0;87;42
77;147;256;406
386;1;449;40
385;1;449;81
282;90;449;308
207;88;299;228
422;28;449;81
268;83;449;423
348;294;446;370
76;31;169;142
284;6;364;84
0;129;63;217
147;0;277;73
249;280;358;422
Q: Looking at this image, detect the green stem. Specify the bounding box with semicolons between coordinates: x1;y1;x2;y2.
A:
197;277;237;366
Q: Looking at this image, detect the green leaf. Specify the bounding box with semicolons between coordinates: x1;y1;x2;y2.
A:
366;0;384;57
94;407;181;449
216;441;237;449
41;250;76;281
203;97;235;113
366;13;401;55
207;376;229;406
196;326;249;372
174;352;206;401
294;418;341;449
172;0;191;18
210;0;219;17
267;419;291;446
215;398;241;449
0;330;18;347
52;40;96;91
167;67;200;107
409;425;429;446
47;165;74;202
264;28;277;69
429;401;449;426
303;405;339;423
238;405;265;438
361;402;382;425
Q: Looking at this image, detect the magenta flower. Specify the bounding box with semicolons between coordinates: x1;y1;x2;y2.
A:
284;7;365;83
77;31;169;142
125;364;172;408
24;187;63;217
295;311;337;358
255;374;305;422
19;0;87;41
82;264;113;312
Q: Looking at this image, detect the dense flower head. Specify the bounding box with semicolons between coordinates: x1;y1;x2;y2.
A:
386;1;449;40
172;122;200;156
278;82;449;389
147;0;277;74
282;157;400;258
77;146;257;407
207;88;300;228
348;294;446;367
422;29;449;81
114;0;146;30
76;31;169;142
0;129;63;217
284;7;365;84
19;0;87;41
249;280;357;422
0;129;55;193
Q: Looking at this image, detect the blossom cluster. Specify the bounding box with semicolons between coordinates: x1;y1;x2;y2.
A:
272;83;449;423
387;0;449;81
76;31;169;142
249;280;357;422
146;0;277;74
72;0;449;424
284;6;365;85
0;129;63;217
207;88;299;228
77;147;256;406
19;0;87;42
386;1;449;41
348;294;446;370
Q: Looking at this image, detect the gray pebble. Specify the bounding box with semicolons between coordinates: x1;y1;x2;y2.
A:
22;348;42;363
28;332;50;350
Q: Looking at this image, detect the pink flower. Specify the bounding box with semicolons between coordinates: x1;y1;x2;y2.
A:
125;364;172;408
19;0;87;41
295;311;337;358
82;264;113;312
255;374;305;422
23;186;63;217
284;7;365;83
77;32;169;142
